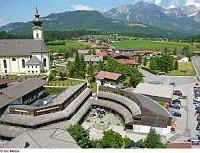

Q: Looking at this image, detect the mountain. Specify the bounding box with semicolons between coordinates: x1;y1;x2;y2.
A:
104;1;200;34
0;10;181;37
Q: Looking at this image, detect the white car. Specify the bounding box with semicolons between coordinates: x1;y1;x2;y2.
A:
193;97;200;103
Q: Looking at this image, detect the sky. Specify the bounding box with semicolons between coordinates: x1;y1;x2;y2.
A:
0;0;199;27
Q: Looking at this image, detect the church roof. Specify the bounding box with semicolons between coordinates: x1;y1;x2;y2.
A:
0;39;47;56
26;56;42;65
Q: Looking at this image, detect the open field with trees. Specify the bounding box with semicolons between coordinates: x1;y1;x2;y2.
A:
47;40;92;53
112;39;198;52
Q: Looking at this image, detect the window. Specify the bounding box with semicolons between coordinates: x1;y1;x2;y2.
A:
3;60;7;68
22;59;25;68
32;66;33;68
36;66;37;68
36;71;38;73
43;58;47;67
36;33;39;39
28;71;30;73
12;58;16;61
28;66;29;68
5;70;7;73
32;71;34;74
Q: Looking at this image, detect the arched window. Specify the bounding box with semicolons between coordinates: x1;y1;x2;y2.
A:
36;33;39;39
22;59;25;68
43;58;47;67
3;60;7;68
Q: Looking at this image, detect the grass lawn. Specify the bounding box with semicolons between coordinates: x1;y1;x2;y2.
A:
168;62;196;76
47;40;91;52
44;87;66;95
112;39;197;52
46;79;85;86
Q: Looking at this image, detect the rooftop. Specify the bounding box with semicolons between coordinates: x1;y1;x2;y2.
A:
96;71;122;81
118;59;139;66
84;55;103;62
0;39;47;56
26;56;42;65
0;78;46;108
134;83;173;99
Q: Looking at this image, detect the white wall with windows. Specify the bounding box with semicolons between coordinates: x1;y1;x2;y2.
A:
26;65;41;74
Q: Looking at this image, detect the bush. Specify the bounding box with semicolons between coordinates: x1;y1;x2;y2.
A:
68;125;91;148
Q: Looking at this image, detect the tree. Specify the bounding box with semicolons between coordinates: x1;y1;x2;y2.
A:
135;139;146;148
144;129;165;148
68;125;91;148
129;73;143;87
143;56;147;66
123;137;135;148
173;47;178;55
138;56;142;65
99;130;124;148
174;60;178;70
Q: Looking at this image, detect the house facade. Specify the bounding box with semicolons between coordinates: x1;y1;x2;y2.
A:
0;7;50;75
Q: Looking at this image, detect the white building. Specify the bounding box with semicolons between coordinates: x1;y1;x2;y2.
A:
0;7;50;75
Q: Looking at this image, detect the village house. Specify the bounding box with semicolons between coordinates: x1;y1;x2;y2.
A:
96;71;123;88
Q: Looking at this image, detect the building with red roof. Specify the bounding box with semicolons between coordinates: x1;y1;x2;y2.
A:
96;71;123;88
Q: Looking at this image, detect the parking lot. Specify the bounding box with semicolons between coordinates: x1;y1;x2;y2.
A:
139;68;199;144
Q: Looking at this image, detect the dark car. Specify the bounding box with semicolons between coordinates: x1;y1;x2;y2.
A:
172;99;181;105
196;125;200;131
173;111;181;117
171;104;181;110
173;90;183;96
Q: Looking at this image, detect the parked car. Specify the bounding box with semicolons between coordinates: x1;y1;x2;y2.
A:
171;104;181;110
197;114;200;121
193;97;200;103
172;99;181;105
186;137;199;143
173;90;183;96
196;125;200;131
191;139;200;145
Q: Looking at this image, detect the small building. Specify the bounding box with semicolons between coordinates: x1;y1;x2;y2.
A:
84;55;103;65
177;56;189;62
118;59;139;67
78;49;90;55
96;50;108;59
134;83;173;103
96;71;123;88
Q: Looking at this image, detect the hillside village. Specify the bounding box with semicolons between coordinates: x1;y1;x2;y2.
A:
1;3;200;150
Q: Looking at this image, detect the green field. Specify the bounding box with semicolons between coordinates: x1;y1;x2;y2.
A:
112;39;198;52
168;62;196;76
47;40;91;52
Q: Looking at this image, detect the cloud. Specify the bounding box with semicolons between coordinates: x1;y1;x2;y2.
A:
72;4;94;11
0;18;8;27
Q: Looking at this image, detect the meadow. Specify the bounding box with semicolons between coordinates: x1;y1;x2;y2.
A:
112;39;198;52
47;40;91;52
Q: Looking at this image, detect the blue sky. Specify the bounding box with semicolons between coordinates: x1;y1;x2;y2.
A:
0;0;198;27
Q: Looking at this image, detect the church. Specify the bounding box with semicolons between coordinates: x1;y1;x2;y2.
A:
0;7;50;75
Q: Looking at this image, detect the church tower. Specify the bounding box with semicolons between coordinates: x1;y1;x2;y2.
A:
33;6;44;40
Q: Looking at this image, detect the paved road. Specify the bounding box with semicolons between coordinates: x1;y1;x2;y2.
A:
139;68;198;143
192;56;200;77
139;68;197;85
